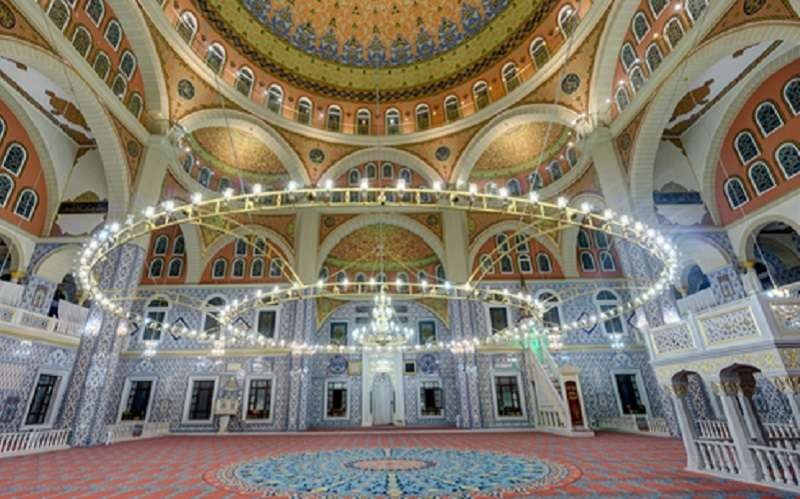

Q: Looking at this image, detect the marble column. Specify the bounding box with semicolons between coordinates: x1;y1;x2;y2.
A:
668;381;701;470
718;380;761;481
286;299;314;430
706;378;726;420
60;244;145;446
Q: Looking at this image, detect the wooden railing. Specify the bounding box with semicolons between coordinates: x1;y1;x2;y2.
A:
696;419;732;440
106;422;170;444
0;429;70;457
696;439;741;475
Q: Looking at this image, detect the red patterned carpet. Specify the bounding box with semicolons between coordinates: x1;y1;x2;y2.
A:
0;431;787;498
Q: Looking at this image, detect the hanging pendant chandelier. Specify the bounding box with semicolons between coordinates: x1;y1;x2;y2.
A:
353;291;414;347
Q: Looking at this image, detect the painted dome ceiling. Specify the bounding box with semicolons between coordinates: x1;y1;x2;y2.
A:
472;122;572;179
194;0;552;99
326;224;439;272
188;126;290;183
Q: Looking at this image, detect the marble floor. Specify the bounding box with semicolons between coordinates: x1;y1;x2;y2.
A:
0;431;788;497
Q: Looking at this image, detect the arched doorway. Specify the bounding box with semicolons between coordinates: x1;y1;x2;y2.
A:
750;222;800;289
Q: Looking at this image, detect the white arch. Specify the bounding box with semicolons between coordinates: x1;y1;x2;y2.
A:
0;82;60;232
0;38;129;220
189;224;295;282
673;235;731;275
317;215;446;275
731;213;800;261
452;104;581;184
588;0;640;116
32;244;80;283
106;0;168;119
467;220;565;277
178;108;309;185
700;45;800;224
0;217;34;273
320;147;443;185
628;24;800;224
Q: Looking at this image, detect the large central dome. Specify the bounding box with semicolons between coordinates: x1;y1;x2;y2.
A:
195;0;552;99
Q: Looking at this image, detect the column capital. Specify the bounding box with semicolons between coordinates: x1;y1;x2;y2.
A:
772;375;800;394
719;380;741;397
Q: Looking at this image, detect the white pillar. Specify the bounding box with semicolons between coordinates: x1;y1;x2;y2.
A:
584;126;633;214
719;381;761;481
441;211;469;285
669;381;701;470
293;210;321;285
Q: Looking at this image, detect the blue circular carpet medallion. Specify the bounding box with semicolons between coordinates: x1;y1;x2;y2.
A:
205;447;580;497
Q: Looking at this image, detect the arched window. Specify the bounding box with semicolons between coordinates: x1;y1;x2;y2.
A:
530;38;550;68
595;290;624;335
599;251;616;271
355;272;367;283
0;174;13;207
173;235;185;255
253;237;266;255
395;272;408;292
399;168;411;184
326;106;342;132
203;296;226;335
632;12;650;42
127;93;143;118
485;182;499;195
269;259;283;277
415;104;431;131
234;67;255;96
645;43;663;73
595;231;610;249
85;0;104;26
685;0;708;22
231;258;245;278
296;97;313;125
664;18;684;49
620;43;637;72
776;143;800;179
754;102;784;137
473;81;490;110
616;86;630;112
266;85;283;114
496;233;509;252
649;0;668;17
143;297;168;341
566;147;578;167
784;78;800;115
629;66;646;93
217;177;230;193
382;162;394;179
0;117;4;142
167;258;183;278
111;73;127;99
506;178;521;196
502;63;519;92
198;167;212;188
435;264;446;282
417;270;428;283
93;51;111;80
748;162;776;195
181;153;194;174
538;292;561;328
177;11;197;44
153;235;169;255
319;267;329;281
104;20;122;51
120;51;137;79
444;96;460;122
355;109;371;135
251;258;264;278
536;253;552;273
348;168;360;185
724;177;749;209
577;229;591;249
211;258;227;279
47;0;70;31
547;161;563;182
205;43;226;74
734;131;760;164
515;234;529;253
580;251;596;271
2;143;27;175
235;239;248;256
528;171;543;191
518;254;533;273
385;108;401;134
336;271;347;285
148;258;164;278
365;163;377;179
71;26;92;58
558;5;579;38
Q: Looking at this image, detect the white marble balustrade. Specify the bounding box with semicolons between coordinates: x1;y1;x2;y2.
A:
0;429;70;458
106;422;170;444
